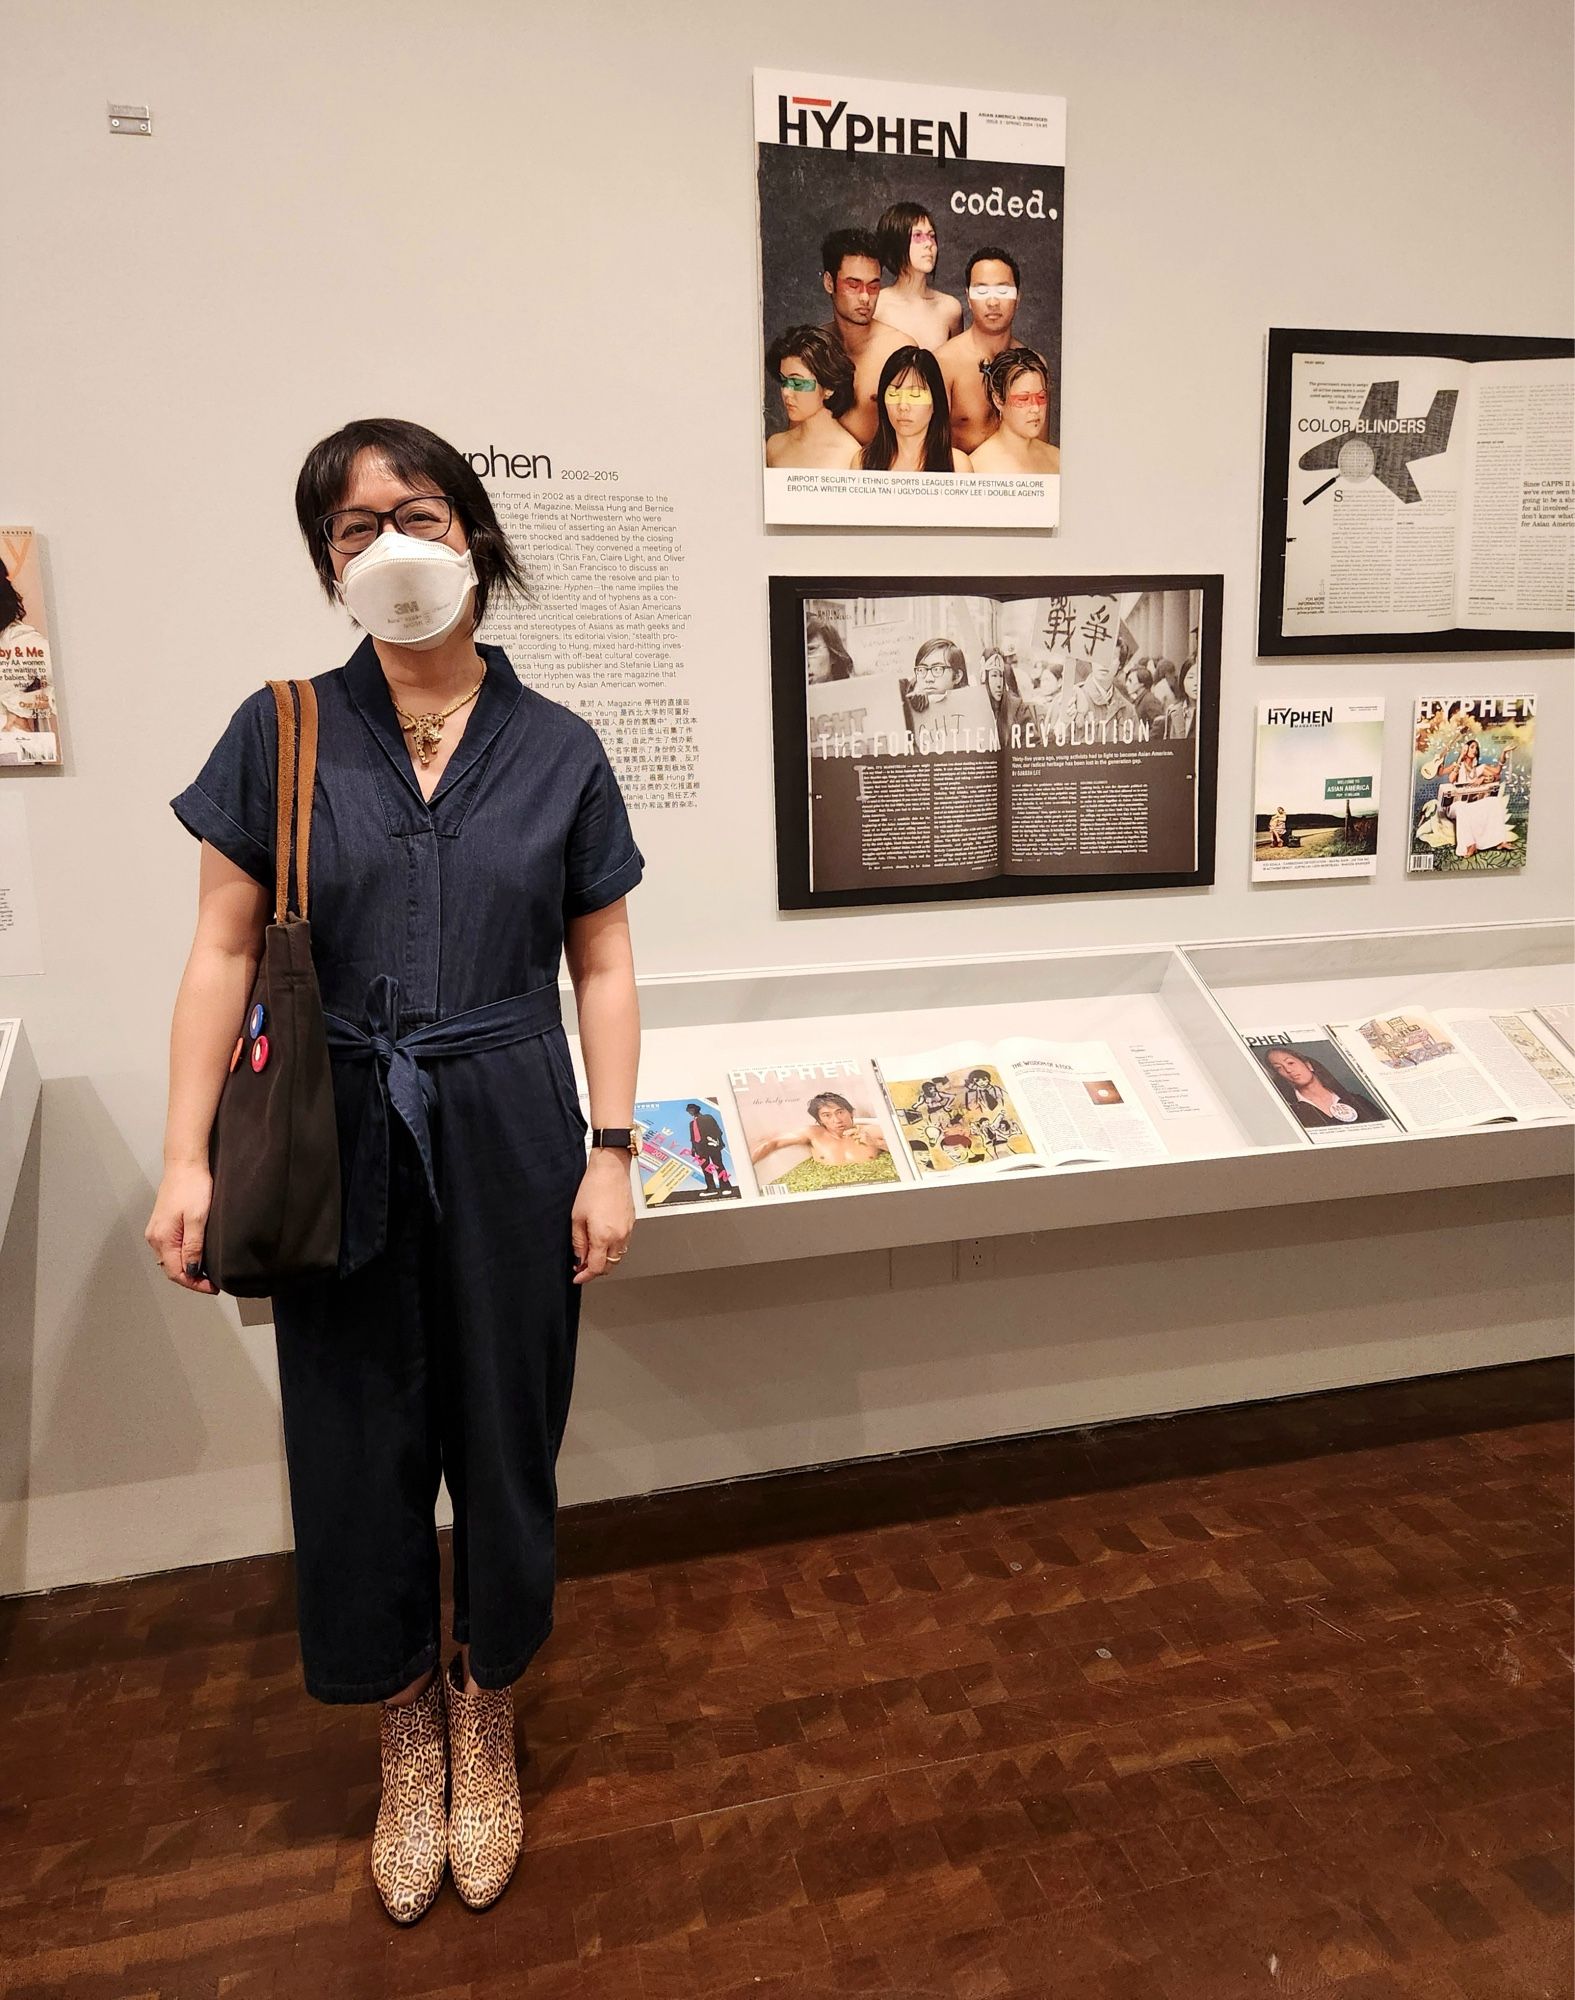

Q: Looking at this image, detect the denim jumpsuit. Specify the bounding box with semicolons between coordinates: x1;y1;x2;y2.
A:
173;638;643;1702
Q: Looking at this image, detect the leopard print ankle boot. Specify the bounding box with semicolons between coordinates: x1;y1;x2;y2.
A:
444;1658;523;1910
371;1670;448;1924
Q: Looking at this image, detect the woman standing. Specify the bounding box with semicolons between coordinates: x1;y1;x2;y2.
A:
147;418;643;1925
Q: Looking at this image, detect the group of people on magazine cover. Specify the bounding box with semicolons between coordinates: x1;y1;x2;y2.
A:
765;205;1060;477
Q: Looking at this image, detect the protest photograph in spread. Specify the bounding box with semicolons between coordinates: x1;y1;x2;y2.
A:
772;574;1220;908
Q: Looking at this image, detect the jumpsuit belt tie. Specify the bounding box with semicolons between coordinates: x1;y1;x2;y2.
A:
323;972;564;1276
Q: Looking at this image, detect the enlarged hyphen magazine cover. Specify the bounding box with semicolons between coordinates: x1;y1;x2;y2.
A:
0;528;60;767
632;1096;743;1211
755;69;1064;528
877;1038;1166;1177
1261;330;1575;654
1253;699;1383;880
772;576;1219;908
728;1058;906;1197
1408;696;1534;873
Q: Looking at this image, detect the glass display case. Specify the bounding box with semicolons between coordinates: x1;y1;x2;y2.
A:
577;922;1574;1279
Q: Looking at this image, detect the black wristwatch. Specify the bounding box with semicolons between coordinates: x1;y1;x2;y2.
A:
589;1127;637;1156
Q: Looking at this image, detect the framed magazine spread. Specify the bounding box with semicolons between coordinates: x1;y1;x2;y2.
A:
1257;328;1575;657
770;572;1221;910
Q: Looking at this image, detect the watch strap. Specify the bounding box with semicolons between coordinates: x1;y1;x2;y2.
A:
590;1127;636;1153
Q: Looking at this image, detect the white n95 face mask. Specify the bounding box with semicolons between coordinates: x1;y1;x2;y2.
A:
339;533;477;650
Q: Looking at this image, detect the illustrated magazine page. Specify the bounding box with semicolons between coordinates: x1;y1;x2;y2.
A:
1252;698;1383;881
756;69;1064;529
1258;329;1575;656
876;1038;1165;1179
1407;696;1535;874
771;575;1220;910
1326;1010;1522;1134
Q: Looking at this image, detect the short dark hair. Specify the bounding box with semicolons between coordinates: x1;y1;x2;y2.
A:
0;561;23;633
766;325;856;417
294;417;526;623
1123;657;1153;691
875;201;934;277
807;1090;855;1123
983;344;1047;406
821;227;882;280
966;245;1021;289
914;638;966;683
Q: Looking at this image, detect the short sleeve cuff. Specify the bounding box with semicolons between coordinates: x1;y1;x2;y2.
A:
564;846;644;919
171;783;273;889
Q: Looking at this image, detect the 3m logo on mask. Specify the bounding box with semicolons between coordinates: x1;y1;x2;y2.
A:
395;600;419;616
777;95;968;157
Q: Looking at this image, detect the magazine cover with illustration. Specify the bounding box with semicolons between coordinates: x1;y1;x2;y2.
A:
632;1096;743;1211
1408;696;1534;873
756;69;1064;529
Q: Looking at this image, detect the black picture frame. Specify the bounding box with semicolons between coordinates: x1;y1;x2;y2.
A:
1257;327;1574;658
771;572;1222;912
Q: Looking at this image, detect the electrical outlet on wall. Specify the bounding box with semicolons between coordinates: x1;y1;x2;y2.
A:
957;1237;995;1281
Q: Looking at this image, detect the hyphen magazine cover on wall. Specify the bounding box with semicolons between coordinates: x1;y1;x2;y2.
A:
1252;698;1383;881
755;69;1064;528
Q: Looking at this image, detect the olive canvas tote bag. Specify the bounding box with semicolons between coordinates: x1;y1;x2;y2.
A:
203;679;341;1295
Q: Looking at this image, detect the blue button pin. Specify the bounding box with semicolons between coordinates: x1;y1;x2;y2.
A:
248;1002;266;1040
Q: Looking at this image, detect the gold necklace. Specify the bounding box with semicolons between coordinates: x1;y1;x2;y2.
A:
393;671;486;765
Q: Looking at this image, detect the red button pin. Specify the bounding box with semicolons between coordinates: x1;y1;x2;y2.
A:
250;1033;271;1073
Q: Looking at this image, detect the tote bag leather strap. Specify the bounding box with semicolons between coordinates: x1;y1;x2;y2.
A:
266;679;319;922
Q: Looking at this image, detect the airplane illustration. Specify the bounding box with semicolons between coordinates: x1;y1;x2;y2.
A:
1298;380;1459;504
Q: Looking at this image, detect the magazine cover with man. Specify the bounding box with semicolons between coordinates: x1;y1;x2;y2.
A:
728;1057;906;1198
755;69;1064;528
1407;695;1535;873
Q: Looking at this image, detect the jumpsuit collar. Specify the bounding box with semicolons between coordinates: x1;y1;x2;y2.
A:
341;635;523;809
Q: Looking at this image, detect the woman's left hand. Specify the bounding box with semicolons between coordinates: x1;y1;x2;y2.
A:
571;1149;635;1284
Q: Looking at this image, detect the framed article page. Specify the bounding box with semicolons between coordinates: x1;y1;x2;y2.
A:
770;574;1221;911
1257;328;1574;657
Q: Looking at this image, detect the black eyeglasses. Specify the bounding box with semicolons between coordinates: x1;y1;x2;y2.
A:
320;495;455;555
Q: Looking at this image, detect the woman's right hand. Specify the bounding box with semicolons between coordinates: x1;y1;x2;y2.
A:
145;1161;220;1294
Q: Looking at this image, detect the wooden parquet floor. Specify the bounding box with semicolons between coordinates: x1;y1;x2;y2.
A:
1;1361;1570;2000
